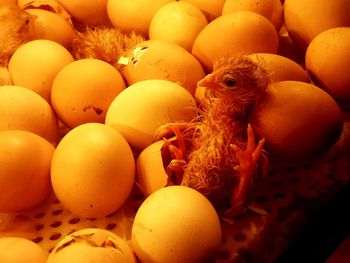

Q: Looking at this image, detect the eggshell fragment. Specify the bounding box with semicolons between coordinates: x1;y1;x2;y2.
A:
305;27;350;103
51;123;135;218
0;130;54;213
149;2;208;52
248;53;309;82
222;0;283;30
0;237;48;263
47;228;136;263
25;9;75;49
105;79;197;151
51;58;126;129
120;40;205;95
136;140;168;196
283;0;350;51
107;0;174;36
8;39;74;103
0;85;59;145
192;11;279;72
131;186;222;263
255;81;344;162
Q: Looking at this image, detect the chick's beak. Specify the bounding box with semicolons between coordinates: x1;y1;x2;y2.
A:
197;73;221;90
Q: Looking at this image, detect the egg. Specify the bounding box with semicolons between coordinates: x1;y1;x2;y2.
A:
131;186;222;263
57;0;111;26
107;0;174;36
305;27;350;103
0;237;48;263
120;40;205;95
51;123;135;218
136;140;168;196
25;9;75;50
247;53;309;82
179;0;226;21
8;39;74;103
222;0;283;30
0;0;16;5
254;81;344;162
0;85;59;145
105;79;197;151
47;228;136;263
149;2;208;52
0;130;54;213
283;0;350;51
51;58;126;129
192;11;279;72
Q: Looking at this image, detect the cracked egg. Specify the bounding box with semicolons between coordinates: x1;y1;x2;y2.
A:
47;228;136;263
51;58;125;129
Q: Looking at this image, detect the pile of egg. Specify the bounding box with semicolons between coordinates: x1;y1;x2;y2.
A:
0;0;349;262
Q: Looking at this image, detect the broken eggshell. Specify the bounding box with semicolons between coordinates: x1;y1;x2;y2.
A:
47;228;136;263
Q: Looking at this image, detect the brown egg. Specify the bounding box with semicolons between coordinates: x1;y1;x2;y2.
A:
51;123;135;218
149;2;208;52
248;53;309;82
8;39;74;103
0;85;59;145
25;9;75;50
136;140;168;196
305;27;350;103
179;0;226;21
0;0;16;5
255;81;344;162
192;11;279;72
284;0;350;51
222;0;283;30
107;0;174;36
51;58;126;129
120;40;205;96
0;130;54;213
0;237;48;263
105;79;197;151
57;0;111;26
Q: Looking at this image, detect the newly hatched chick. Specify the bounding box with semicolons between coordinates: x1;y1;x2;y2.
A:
156;55;270;216
0;5;35;67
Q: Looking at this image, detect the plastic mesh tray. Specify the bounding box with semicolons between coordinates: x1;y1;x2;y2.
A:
1;114;349;263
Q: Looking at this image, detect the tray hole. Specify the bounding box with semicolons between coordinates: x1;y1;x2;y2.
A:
51;209;63;216
284;167;296;173
31;236;43;243
287;177;300;184
105;223;117;230
273;192;287;200
68;218;80;224
34;212;46;219
233;231;247;242
50;221;62;228
88;218;97;221
218;249;231;259
35;224;44;231
254;195;268;203
49;232;62;240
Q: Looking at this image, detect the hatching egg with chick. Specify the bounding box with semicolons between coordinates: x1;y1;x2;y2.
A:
305;27;350;104
24;8;75;50
0;85;59;145
8;39;74;103
51;58;126;129
107;0;174;36
192;11;279;72
149;2;208;52
131;186;222;263
51;123;135;218
105;79;197;151
254;81;344;162
120;39;205;96
47;228;136;263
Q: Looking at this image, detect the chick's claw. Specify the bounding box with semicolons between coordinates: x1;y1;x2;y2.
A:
228;124;265;216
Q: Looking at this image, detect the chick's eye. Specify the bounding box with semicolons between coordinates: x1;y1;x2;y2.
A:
224;79;236;88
